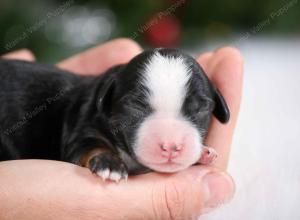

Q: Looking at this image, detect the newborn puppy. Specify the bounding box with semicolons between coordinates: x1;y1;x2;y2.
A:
0;48;229;181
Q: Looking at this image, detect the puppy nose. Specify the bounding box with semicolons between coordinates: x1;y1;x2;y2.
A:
160;143;182;158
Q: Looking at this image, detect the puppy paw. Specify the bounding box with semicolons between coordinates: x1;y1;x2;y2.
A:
199;146;218;165
88;154;128;182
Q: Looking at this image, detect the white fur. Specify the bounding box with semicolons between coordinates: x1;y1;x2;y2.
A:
109;171;122;182
96;168;124;182
135;113;202;172
142;52;191;113
133;52;203;172
96;168;110;181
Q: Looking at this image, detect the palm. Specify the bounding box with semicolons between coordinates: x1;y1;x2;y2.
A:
0;39;243;220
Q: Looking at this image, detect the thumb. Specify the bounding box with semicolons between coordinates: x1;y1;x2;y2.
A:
117;166;235;220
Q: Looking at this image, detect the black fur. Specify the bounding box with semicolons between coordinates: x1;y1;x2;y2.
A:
0;49;229;175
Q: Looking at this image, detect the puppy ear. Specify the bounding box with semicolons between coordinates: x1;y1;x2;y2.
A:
96;64;125;117
97;77;115;116
212;85;230;124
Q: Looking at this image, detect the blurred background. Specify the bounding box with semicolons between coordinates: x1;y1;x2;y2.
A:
0;0;299;62
1;0;300;218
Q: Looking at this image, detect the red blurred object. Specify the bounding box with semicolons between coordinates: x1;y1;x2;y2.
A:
144;14;181;47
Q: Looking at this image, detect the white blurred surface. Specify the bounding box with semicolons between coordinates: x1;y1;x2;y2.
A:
199;38;300;219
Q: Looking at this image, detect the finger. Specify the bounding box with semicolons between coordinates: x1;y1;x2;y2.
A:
197;52;213;72
0;160;234;220
198;47;244;169
57;38;142;75
1;49;35;61
121;166;234;219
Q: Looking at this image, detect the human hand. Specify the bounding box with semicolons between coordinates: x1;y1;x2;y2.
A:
0;39;243;220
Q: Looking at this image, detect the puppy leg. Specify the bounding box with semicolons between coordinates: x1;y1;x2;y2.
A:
80;148;128;182
199;146;218;165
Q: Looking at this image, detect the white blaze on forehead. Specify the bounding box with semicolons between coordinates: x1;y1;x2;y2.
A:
133;52;203;173
142;52;191;114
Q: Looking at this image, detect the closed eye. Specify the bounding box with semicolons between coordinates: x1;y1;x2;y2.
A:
198;97;214;112
188;99;214;124
187;96;214;113
110;102;147;128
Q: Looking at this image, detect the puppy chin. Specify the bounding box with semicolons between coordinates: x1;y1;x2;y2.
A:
143;162;191;173
136;152;201;173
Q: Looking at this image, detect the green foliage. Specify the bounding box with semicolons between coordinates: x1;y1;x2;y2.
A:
0;0;299;62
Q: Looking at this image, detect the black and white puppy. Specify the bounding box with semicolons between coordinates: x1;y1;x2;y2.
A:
0;48;229;181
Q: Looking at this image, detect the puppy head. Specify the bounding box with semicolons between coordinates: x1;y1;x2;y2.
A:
98;49;229;173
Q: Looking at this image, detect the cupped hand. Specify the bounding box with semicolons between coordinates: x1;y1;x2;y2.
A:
0;39;243;220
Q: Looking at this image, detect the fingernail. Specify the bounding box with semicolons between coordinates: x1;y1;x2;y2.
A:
203;172;235;210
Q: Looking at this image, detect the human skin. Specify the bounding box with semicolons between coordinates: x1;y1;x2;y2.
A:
0;38;243;220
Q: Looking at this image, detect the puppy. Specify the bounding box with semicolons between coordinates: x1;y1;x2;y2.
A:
0;48;229;181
